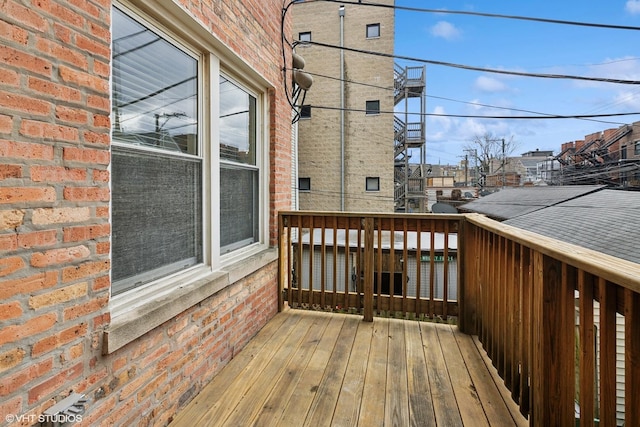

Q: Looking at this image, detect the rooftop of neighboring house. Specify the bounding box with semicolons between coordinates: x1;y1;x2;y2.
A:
460;186;640;264
458;185;605;220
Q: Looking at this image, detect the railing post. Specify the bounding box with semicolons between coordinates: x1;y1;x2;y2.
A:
278;214;286;312
531;252;574;426
363;217;374;322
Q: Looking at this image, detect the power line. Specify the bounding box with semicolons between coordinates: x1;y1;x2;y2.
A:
291;68;632;125
300;40;640;86
303;103;640;120
312;0;640;31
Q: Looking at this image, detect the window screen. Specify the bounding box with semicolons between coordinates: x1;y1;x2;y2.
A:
366;24;380;38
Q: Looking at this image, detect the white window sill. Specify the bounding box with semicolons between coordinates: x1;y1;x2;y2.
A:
103;247;278;354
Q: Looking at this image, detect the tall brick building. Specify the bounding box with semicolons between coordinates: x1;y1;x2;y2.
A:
293;0;396;212
0;0;292;424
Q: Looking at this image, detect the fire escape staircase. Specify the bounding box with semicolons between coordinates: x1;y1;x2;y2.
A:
394;64;426;210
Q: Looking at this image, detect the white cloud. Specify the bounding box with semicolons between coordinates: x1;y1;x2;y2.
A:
429;21;462;41
474;76;509;93
626;0;640;14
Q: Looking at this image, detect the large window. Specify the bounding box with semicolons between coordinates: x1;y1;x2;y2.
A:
111;6;265;295
111;7;201;295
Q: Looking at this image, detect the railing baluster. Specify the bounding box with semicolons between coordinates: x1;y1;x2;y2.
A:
578;270;595;427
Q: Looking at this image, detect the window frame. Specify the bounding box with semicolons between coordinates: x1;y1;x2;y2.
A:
298;177;311;191
366;100;380;115
365;177;380;192
366;23;380;39
634;140;640;155
299;105;311;119
298;31;312;44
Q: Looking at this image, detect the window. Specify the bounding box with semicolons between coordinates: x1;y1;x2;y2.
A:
111;7;201;295
366;177;380;191
219;76;260;253
299;31;311;43
111;6;266;295
366;23;380;38
635;141;640;155
366;100;380;115
299;177;311;191
300;105;311;119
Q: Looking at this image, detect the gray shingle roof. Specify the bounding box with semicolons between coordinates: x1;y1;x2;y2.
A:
458;185;605;220
504;189;640;264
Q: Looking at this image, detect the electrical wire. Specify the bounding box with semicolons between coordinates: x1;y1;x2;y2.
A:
300;40;640;86
309;0;640;32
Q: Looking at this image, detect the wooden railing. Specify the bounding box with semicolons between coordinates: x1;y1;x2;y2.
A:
278;212;461;321
278;211;640;426
461;213;640;427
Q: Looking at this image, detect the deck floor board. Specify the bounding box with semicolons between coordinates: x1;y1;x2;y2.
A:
170;309;528;427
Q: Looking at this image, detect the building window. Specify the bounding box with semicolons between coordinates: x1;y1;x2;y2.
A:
366;23;380;38
300;105;311;119
366;177;380;191
220;76;260;254
366;100;380;115
111;6;266;295
299;31;311;43
299;177;311;191
635;141;640;155
111;6;201;295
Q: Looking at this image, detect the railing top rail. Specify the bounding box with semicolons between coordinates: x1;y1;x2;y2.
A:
279;210;464;222
465;212;640;294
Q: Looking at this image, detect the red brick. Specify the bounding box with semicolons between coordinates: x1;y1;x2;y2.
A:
32;206;90;225
17;229;58;248
0;301;22;321
0;271;57;299
0;139;54;160
55;105;89;124
28;362;83;404
0;312;57;346
93;59;110;78
0;114;13;133
63;223;110;242
0;18;29;44
63;294;108;321
0;395;22;420
0;255;25;276
84;130;109;145
63;146;109;164
0;89;50;116
87;94;110;112
59;65;108;93
0;45;51;76
0;67;20;87
36;37;88;70
28;76;82;103
61;260;109;282
0;358;52;397
31;165;86;182
92;275;110;291
31;245;91;268
0;234;18;251
92;113;110;128
20;119;79;142
68;0;101;18
0;187;56;204
96;206;109;217
76;34;110;59
3;0;48;32
63;186;109;202
32;322;88;356
96;241;109;255
68;342;84;360
45;2;84;30
92;169;109;182
0;164;22;179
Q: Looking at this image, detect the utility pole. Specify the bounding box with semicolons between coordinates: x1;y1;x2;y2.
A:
501;138;506;188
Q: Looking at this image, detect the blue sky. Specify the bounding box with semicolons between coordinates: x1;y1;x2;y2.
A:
394;1;640;164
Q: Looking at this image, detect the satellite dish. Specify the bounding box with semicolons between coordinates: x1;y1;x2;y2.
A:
431;202;458;214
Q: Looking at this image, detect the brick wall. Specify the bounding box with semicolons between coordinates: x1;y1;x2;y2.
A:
0;0;290;425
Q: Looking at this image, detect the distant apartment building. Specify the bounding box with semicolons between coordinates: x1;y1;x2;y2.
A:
293;0;396;211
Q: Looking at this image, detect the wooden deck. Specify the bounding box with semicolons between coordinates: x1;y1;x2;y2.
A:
170;309;528;427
